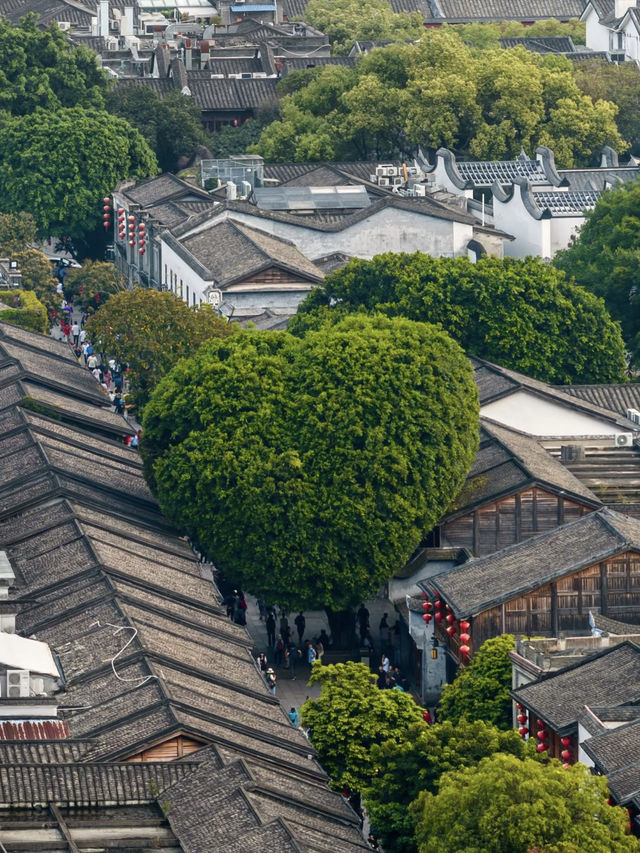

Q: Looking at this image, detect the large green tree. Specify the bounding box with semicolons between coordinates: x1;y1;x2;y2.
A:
437;635;515;729
364;719;526;853
0;108;157;259
141;315;479;628
12;249;60;324
573;60;640;155
0;16;107;116
290;253;626;384
410;753;639;853
105;86;206;172
555;178;640;364
0;212;37;256
252;32;623;165
303;0;423;55
86;288;233;409
300;662;426;791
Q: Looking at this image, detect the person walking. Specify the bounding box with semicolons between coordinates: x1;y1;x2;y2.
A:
266;611;276;648
357;604;369;644
287;707;299;727
306;640;317;668
265;668;277;695
381;653;390;673
294;612;306;644
285;638;298;680
71;322;80;346
274;634;285;667
256;652;268;673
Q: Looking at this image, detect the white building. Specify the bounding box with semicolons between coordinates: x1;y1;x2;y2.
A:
581;0;640;61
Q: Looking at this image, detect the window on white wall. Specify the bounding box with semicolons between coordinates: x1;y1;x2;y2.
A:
186;285;190;303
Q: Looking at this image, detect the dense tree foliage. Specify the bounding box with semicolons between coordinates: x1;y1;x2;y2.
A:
364;719;526;853
105;86;206;172
300;662;425;791
437;635;515;729
12;249;60;324
0;108;157;259
251;32;623;165
142;315;479;611
86;289;232;409
303;0;423;54
0;16;107;115
450;18;585;49
555;179;640;365
0;212;37;256
0;289;48;333
573;60;640;155
410;753;639;853
290;253;626;384
63;260;127;314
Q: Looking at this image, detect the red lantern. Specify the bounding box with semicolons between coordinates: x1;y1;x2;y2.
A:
435;612;443;623
103;205;111;213
516;703;524;711
517;713;526;724
129;240;135;247
139;248;145;255
459;620;470;632
422;602;432;611
459;632;470;644
138;238;145;246
103;213;111;220
117;207;124;214
445;604;451;612
128;215;135;222
561;737;571;747
561;749;571;761
422;591;429;600
518;726;528;737
459;644;470;656
103;197;110;204
536;743;547;753
536;730;548;741
423;613;432;624
446;625;456;637
536;719;545;728
445;613;455;625
138;222;146;231
434;600;442;610
103;222;110;229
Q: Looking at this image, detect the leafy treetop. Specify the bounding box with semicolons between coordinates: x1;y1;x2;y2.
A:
437;635;515;730
573;59;640;156
364;719;526;853
251;31;623;165
141;315;479;611
0;212;37;256
303;0;423;55
0;108;157;259
0;16;108;116
300;662;426;791
290;253;626;384
85;288;233;409
554;178;640;365
0;289;48;334
410;753;639;853
12;249;60;324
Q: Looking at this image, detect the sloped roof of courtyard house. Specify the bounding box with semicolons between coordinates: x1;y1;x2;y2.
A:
424;508;640;618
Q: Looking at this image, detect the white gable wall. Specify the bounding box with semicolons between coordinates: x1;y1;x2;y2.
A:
182;206;474;260
584;4;611;51
481;390;628;438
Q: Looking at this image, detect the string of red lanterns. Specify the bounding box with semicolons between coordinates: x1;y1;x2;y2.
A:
102;196;111;231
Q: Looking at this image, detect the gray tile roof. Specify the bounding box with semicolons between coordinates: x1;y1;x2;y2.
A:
445;419;599;518
512;642;640;732
123;172;212;207
472;357;636;429
457;158;548;186
176;219;323;286
254;185;371;211
557;383;640;417
431;0;584;21
583;716;640;778
499;35;577;51
558;166;640;192
532;189;601;215
427;508;640;617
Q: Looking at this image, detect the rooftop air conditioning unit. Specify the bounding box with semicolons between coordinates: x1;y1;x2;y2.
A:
6;669;30;698
391;175;403;186
615;432;634;447
376;165;397;177
240;72;252;78
626;408;640;425
58;21;71;30
412;183;428;197
378;177;391;187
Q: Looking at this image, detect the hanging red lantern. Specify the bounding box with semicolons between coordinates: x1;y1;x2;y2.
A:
536;743;547;753
117;207;124;214
561;749;571;761
518;726;528;737
445;625;456;636
103;213;111;220
139;248;145;255
103;197;110;204
445;613;455;625
138;222;146;231
422;591;429;600
459;620;470;632
459;644;470;656
516;703;524;711
445;604;451;612
129;240;135;247
536;730;548;741
422;613;432;624
459;632;470;644
536;719;545;728
103;222;110;230
517;713;527;724
434;600;442;610
560;737;571;747
103;205;111;213
128;215;135;222
434;612;443;623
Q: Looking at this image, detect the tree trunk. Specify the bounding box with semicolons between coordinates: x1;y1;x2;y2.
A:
325;608;358;650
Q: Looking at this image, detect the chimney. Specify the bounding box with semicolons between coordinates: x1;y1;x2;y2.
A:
121;6;134;36
97;0;109;38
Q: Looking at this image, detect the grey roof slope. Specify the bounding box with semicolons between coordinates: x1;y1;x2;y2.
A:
119;76;279;112
426;508;640;617
122;172;212;207
0;336;365;850
499;35;577;52
175;219;323;286
558;383;640;417
558;166;640;192
472;356;637;430
444;419;599;519
582;716;640;781
430;0;584;21
511;642;640;732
